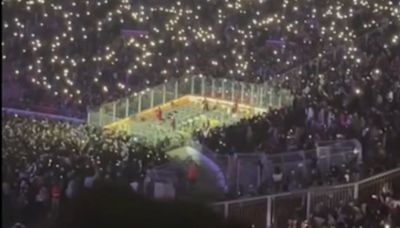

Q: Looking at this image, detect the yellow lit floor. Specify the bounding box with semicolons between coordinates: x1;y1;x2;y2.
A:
104;95;266;147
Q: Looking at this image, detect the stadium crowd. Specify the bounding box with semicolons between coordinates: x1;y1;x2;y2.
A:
2;0;400;227
196;24;400;197
1;114;170;228
274;184;400;228
2;0;398;115
304;185;400;227
199;23;400;171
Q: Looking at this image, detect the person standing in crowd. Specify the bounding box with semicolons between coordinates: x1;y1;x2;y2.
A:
34;184;49;223
83;169;96;189
232;98;239;114
272;167;283;193
50;181;61;218
155;107;163;121
143;170;155;197
186;159;198;191
3;177;16;228
202;98;209;112
170;113;176;131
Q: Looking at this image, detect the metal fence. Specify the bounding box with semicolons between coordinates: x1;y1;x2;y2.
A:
213;167;400;228
232;139;362;195
149;139;362;200
191;141;234;191
2;107;85;124
87;76;293;127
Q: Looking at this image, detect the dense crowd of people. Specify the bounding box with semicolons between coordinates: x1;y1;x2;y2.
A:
274;184;400;228
305;185;400;227
2;0;398;115
2;0;400;227
190;20;400;199
1;114;170;228
199;23;400;170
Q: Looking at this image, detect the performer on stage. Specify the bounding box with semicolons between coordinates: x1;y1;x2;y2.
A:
202;98;209;111
155;107;163;121
232;98;239;113
213;101;219;110
170;114;176;130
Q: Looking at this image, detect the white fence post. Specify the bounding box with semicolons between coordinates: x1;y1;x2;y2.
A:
224;203;229;219
162;84;166;103
250;84;254;105
150;90;154;108
278;93;282;108
257;165;261;187
354;182;359;200
240;83;245;103
222;79;226;99
266;197;272;228
201;77;205;96
268;90;272;107
99;107;104;126
191;77;195;94
174;80;179;99
231;81;235;101
236;158;240;194
211;78;215;97
138;94;142;112
112;101;117;121
306;191;311;219
125;98;129;118
87;110;91;124
227;155;234;188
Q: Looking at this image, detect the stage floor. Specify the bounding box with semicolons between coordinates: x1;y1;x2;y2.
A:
104;95;266;147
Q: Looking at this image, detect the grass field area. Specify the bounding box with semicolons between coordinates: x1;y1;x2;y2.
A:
104;95;266;148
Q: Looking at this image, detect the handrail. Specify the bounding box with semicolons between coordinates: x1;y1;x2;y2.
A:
357;167;400;185
227;139;359;159
4;99;85;117
2;107;85;124
213;167;400;205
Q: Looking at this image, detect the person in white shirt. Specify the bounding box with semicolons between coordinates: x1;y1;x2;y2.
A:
305;106;314;127
84;175;95;189
272;166;283;192
129;181;139;192
66;179;78;199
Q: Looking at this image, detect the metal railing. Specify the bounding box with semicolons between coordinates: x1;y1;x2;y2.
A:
2;107;85;124
212;167;400;228
87;76;293;127
208;139;362;196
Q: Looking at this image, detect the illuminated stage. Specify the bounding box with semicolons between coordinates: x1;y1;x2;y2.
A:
87;76;292;147
86;76;293;199
103;95;266;146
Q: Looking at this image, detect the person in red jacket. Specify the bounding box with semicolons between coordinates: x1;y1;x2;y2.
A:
186;160;198;190
51;181;61;217
155;107;163;121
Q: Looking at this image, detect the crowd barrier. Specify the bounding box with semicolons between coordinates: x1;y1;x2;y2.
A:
195;139;362;195
213;167;400;228
2;107;85;124
87;76;294;127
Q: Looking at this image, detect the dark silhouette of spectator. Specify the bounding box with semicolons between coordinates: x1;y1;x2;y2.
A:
51;184;248;228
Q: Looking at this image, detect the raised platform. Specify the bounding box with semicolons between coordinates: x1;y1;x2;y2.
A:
104;95;267;146
87;76;293;148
